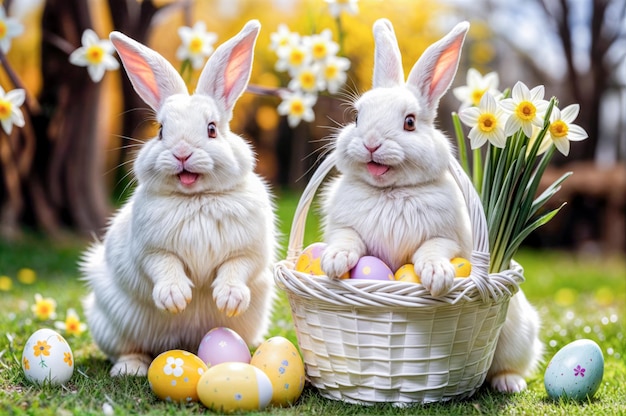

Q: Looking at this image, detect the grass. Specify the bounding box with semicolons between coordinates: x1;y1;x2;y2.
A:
0;191;625;415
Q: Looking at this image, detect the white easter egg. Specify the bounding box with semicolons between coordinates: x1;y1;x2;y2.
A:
197;362;273;412
21;328;74;385
544;339;604;401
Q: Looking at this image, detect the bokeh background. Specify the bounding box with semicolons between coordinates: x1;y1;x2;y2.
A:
1;0;625;254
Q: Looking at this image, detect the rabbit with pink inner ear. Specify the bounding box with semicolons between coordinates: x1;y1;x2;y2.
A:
80;20;277;377
320;19;542;393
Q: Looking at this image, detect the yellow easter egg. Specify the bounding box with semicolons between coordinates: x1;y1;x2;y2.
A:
147;350;207;403
197;362;273;413
250;336;305;406
294;243;327;275
394;264;421;283
451;257;472;278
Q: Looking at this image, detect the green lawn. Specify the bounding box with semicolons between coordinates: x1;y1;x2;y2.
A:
0;192;624;415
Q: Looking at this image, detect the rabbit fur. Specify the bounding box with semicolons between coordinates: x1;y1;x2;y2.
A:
81;20;277;377
321;19;542;393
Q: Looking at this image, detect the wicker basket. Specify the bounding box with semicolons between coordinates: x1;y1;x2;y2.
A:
274;152;524;405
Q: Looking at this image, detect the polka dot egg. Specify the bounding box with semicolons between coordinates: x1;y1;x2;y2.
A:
21;328;74;385
147;350;208;403
294;242;327;275
197;362;273;412
350;256;394;280
394;263;421;283
451;257;472;277
250;336;305;406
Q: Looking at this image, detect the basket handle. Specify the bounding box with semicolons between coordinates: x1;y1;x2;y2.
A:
285;151;492;289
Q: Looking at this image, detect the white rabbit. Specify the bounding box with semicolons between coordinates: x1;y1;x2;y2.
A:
81;20;277;377
321;19;542;393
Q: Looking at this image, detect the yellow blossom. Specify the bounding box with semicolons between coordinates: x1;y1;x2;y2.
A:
31;293;57;320
0;275;12;291
17;268;36;284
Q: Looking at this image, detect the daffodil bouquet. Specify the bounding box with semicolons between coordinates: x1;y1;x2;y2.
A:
452;69;588;273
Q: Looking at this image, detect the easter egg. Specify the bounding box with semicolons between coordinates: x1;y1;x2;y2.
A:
197;362;273;412
294;243;327;275
21;328;74;385
350;256;394;280
147;350;208;403
250;336;305;406
544;339;604;401
394;264;421;283
197;327;251;367
451;257;472;277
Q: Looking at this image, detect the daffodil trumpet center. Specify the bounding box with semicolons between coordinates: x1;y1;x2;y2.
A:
478;113;497;132
86;45;105;64
549;120;569;138
515;100;536;121
0;99;13;120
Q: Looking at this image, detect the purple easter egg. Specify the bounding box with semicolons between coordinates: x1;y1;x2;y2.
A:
350;256;394;280
197;327;251;367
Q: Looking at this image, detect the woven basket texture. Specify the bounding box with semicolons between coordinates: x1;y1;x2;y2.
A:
274;152;524;404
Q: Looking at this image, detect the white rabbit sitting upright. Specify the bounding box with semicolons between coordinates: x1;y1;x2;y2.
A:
81;20;277;377
321;19;542;393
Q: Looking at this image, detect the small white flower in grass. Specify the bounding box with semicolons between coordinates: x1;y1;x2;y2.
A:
453;68;501;109
0;7;23;54
163;357;184;377
176;22;218;70
500;81;549;138
325;0;359;17
54;308;88;336
305;29;339;62
277;91;317;127
69;29;119;83
275;42;311;76
0;86;25;135
459;92;508;149
546;104;588;156
288;65;323;94
270;24;299;54
321;55;350;94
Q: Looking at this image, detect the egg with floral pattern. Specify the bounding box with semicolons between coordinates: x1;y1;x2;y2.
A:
250;336;305;406
21;328;74;385
544;339;604;401
294;243;327;275
197;362;273;412
147;350;208;403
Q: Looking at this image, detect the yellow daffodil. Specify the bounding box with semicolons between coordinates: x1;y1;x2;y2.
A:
17;267;36;284
0;275;12;291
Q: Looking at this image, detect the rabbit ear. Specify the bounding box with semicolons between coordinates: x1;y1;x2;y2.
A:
110;31;188;112
372;18;404;88
406;22;469;119
196;20;260;119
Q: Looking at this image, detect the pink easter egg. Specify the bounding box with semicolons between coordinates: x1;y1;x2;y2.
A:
197;327;251;367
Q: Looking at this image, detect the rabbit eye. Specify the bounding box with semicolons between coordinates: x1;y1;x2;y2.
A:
404;115;416;131
207;122;217;139
158;125;163;140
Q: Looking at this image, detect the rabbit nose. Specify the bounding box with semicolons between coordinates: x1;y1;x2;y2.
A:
364;144;380;154
175;153;192;163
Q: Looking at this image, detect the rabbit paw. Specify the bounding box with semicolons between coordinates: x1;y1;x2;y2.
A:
110;353;151;377
152;277;193;313
490;372;527;393
213;282;251;317
321;246;360;279
415;258;455;297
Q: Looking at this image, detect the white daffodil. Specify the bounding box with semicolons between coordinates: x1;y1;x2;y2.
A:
0;7;24;54
277;91;317;127
54;308;88;337
176;21;218;70
453;68;501;109
459;92;508;149
69;29;119;83
325;0;359;18
545;104;588;156
275;42;311;76
320;55;350;94
304;29;339;62
288;65;324;94
0;86;25;135
500;81;549;138
269;24;299;55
